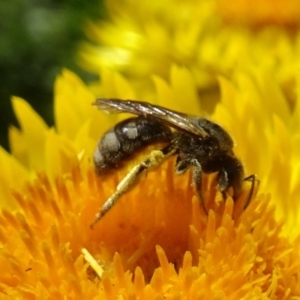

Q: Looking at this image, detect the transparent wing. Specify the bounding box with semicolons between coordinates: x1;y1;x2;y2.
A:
93;98;209;137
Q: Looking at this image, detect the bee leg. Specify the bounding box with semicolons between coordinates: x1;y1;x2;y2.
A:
215;169;231;203
91;145;176;229
216;169;229;192
190;159;208;215
243;174;259;209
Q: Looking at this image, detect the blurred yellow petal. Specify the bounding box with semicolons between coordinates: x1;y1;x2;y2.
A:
11;97;48;169
217;0;300;26
54;69;96;139
78;0;300;102
92;67;136;99
153;66;200;114
8;126;28;166
0;147;27;208
44;130;79;179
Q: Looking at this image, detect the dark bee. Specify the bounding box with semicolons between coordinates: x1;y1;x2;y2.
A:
91;99;257;228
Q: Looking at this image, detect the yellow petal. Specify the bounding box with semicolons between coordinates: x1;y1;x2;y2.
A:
44;130;78;180
0;147;27;208
8;125;28;167
11;97;48;170
54;69;96;139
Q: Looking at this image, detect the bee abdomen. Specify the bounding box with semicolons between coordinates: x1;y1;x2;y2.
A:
94;117;172;174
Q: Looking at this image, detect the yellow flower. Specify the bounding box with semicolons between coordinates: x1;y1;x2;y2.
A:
78;0;300;102
1;69;300;298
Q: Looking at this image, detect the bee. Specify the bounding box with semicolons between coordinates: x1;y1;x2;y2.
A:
91;99;257;228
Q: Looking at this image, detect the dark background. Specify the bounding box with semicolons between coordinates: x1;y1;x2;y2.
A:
0;0;104;150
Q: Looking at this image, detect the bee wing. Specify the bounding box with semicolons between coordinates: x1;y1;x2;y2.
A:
94;98;209;137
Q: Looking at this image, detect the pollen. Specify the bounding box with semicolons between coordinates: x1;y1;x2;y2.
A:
0;158;299;298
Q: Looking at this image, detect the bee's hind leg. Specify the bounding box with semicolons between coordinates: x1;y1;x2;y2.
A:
190;159;208;215
91;144;176;229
